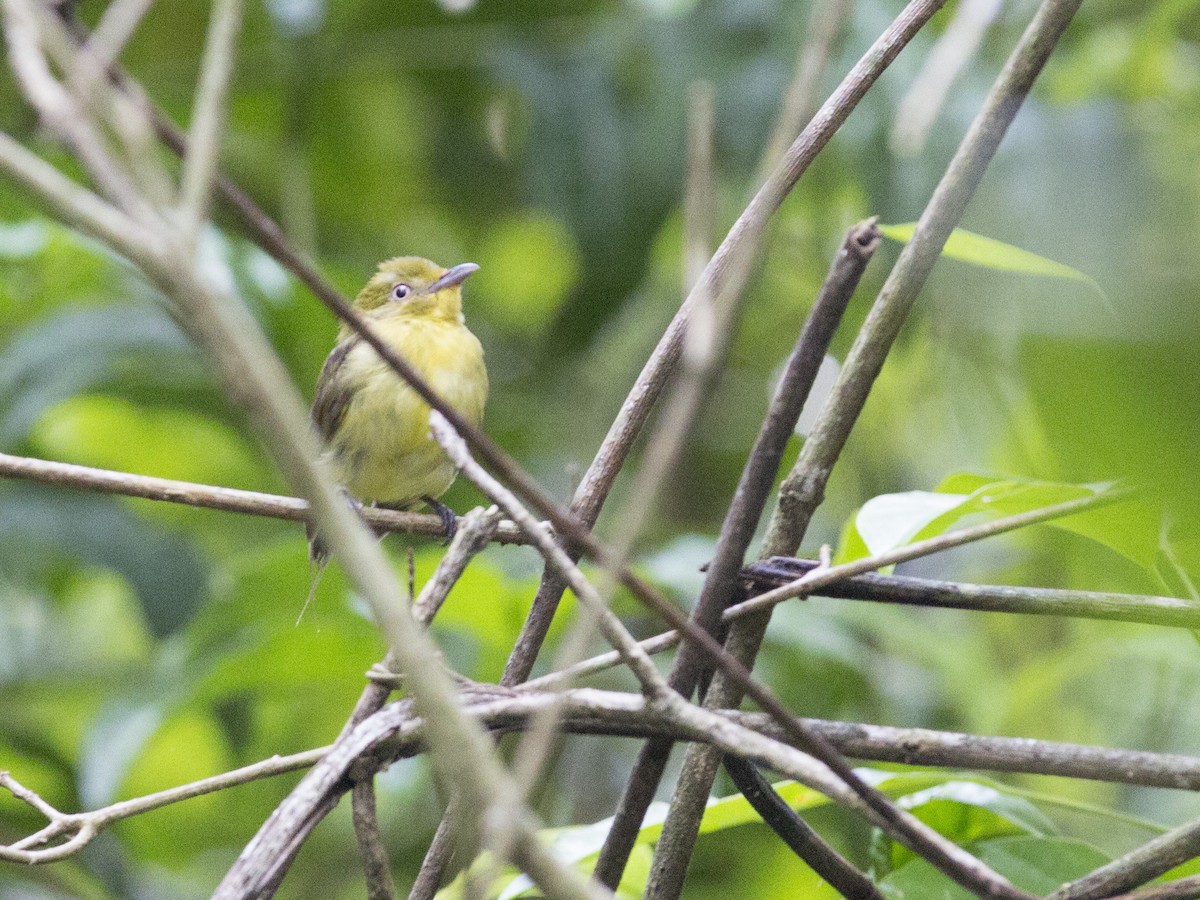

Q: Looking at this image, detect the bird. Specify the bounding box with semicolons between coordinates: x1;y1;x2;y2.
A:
308;256;488;564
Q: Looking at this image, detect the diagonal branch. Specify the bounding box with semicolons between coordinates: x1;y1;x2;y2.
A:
177;0;241;247
646;0;1087;896
593;218;881;885
1047;815;1200;900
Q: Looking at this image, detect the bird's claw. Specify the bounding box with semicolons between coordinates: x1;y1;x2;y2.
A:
423;496;458;544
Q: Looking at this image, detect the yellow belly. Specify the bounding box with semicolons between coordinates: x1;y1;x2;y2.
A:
328;318;487;506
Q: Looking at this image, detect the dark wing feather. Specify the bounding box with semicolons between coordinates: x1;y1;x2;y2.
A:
312;338;357;443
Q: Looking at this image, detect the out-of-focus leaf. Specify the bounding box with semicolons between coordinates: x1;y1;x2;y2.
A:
474;210;581;334
878;223;1106;302
0;304;211;447
0;484;207;637
31;395;265;491
880;835;1109;897
114;711;232;865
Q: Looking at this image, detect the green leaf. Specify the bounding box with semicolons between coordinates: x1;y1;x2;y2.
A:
881;835;1110;898
837;475;1155;573
878;223;1108;304
0;483;207;637
883;781;1057;871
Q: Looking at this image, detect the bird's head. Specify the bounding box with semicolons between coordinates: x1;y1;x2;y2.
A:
352;256;479;324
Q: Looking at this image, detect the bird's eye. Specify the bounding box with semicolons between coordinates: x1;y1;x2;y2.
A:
390;283;412;301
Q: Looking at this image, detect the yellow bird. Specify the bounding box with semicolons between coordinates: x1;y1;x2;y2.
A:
309;257;487;560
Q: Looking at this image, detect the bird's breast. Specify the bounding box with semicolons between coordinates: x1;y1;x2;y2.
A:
330;317;487;502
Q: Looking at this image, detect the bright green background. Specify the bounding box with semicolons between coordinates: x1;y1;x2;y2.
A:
2;0;1200;897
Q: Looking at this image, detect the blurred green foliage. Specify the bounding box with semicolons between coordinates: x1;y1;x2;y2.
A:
3;0;1200;896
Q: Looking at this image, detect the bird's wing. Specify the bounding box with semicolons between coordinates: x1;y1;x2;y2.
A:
312;338;356;443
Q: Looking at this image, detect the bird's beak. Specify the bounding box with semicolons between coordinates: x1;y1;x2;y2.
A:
428;262;480;293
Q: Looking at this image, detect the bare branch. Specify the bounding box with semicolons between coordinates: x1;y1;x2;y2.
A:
729;487;1130;618
3;0;153;223
0;750;326;864
178;0;242;247
9;688;1200;867
745;557;1200;630
649;0;1086;894
593;219;881;885
0;130;150;254
0;451;531;545
352;779;397;900
1048;816;1200;899
1104;876;1200;900
722;754;885;900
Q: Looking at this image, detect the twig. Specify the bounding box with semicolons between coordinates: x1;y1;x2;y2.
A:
178;0;241;247
647;0;1086;895
0;750;326;863
593;219;881;885
0;451;531;545
352;779;396;900
744;557;1200;629
1048;816;1200;899
728;487;1130;619
3;0;154;225
722;754;884;900
1104;876;1200;900
412;506;504;627
67;0;156;95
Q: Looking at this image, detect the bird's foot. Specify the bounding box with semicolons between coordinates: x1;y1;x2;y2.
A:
422;495;458;544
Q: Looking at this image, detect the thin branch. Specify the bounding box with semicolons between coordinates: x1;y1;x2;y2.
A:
723;754;885;900
178;0;241;247
0;451;531;545
744;557;1200;630
3;0;153;223
0;750;327;863
1104;876;1200;900
69;0;156;92
593;219;881;886
649;0;1086;895
352;779;396;900
0;130;151;256
412;506;504;627
728;487;1130;619
1048;816;1200;899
